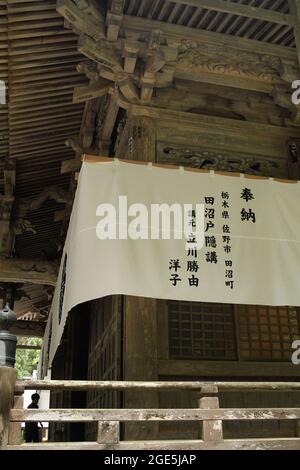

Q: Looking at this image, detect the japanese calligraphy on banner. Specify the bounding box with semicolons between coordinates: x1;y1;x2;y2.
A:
47;157;300;364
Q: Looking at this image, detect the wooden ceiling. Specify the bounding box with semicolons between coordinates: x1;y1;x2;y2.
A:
0;0;298;321
0;0;85;318
123;0;295;47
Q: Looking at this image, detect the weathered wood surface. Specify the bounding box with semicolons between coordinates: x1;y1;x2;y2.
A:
200;396;223;442
11;408;300;422
15;379;300;392
5;438;300;451
0;368;16;449
97;421;120;445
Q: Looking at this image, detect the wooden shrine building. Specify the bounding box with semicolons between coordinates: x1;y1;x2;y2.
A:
1;0;300;449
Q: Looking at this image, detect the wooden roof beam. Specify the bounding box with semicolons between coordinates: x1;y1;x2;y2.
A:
171;0;296;27
122;15;297;59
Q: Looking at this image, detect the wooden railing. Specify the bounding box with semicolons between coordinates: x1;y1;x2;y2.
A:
2;376;300;450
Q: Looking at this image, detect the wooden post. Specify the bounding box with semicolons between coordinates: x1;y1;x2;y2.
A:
123;112;159;441
199;386;223;443
8;386;24;445
124;296;159;440
97;421;120;444
0;367;16;448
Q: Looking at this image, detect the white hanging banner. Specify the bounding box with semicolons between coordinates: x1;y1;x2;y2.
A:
48;157;300;364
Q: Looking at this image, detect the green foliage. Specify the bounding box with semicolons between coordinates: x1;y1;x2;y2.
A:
15;337;42;379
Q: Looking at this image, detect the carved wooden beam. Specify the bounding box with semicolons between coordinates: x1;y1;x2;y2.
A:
121;16;297;94
73;79;112;103
76;61;99;84
0;258;58;286
74;0;104;23
57;0;105;40
140;74;155;104
140;30;166;104
76;34;176;104
117;73;140;103
11;320;46;338
122;15;297;60
172;0;295;26
271;86;300;126
106;0;125;42
123;42;139;74
78;34;123;71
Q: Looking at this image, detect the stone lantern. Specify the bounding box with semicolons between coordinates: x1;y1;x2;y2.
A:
0;303;17;367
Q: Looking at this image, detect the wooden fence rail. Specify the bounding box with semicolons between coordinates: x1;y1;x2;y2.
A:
15;379;300;392
10;408;300;422
1;376;300;450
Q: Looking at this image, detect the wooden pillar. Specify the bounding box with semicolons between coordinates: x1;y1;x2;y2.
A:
127;113;156;163
0;367;16;448
123;112;159;440
124;296;159;440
